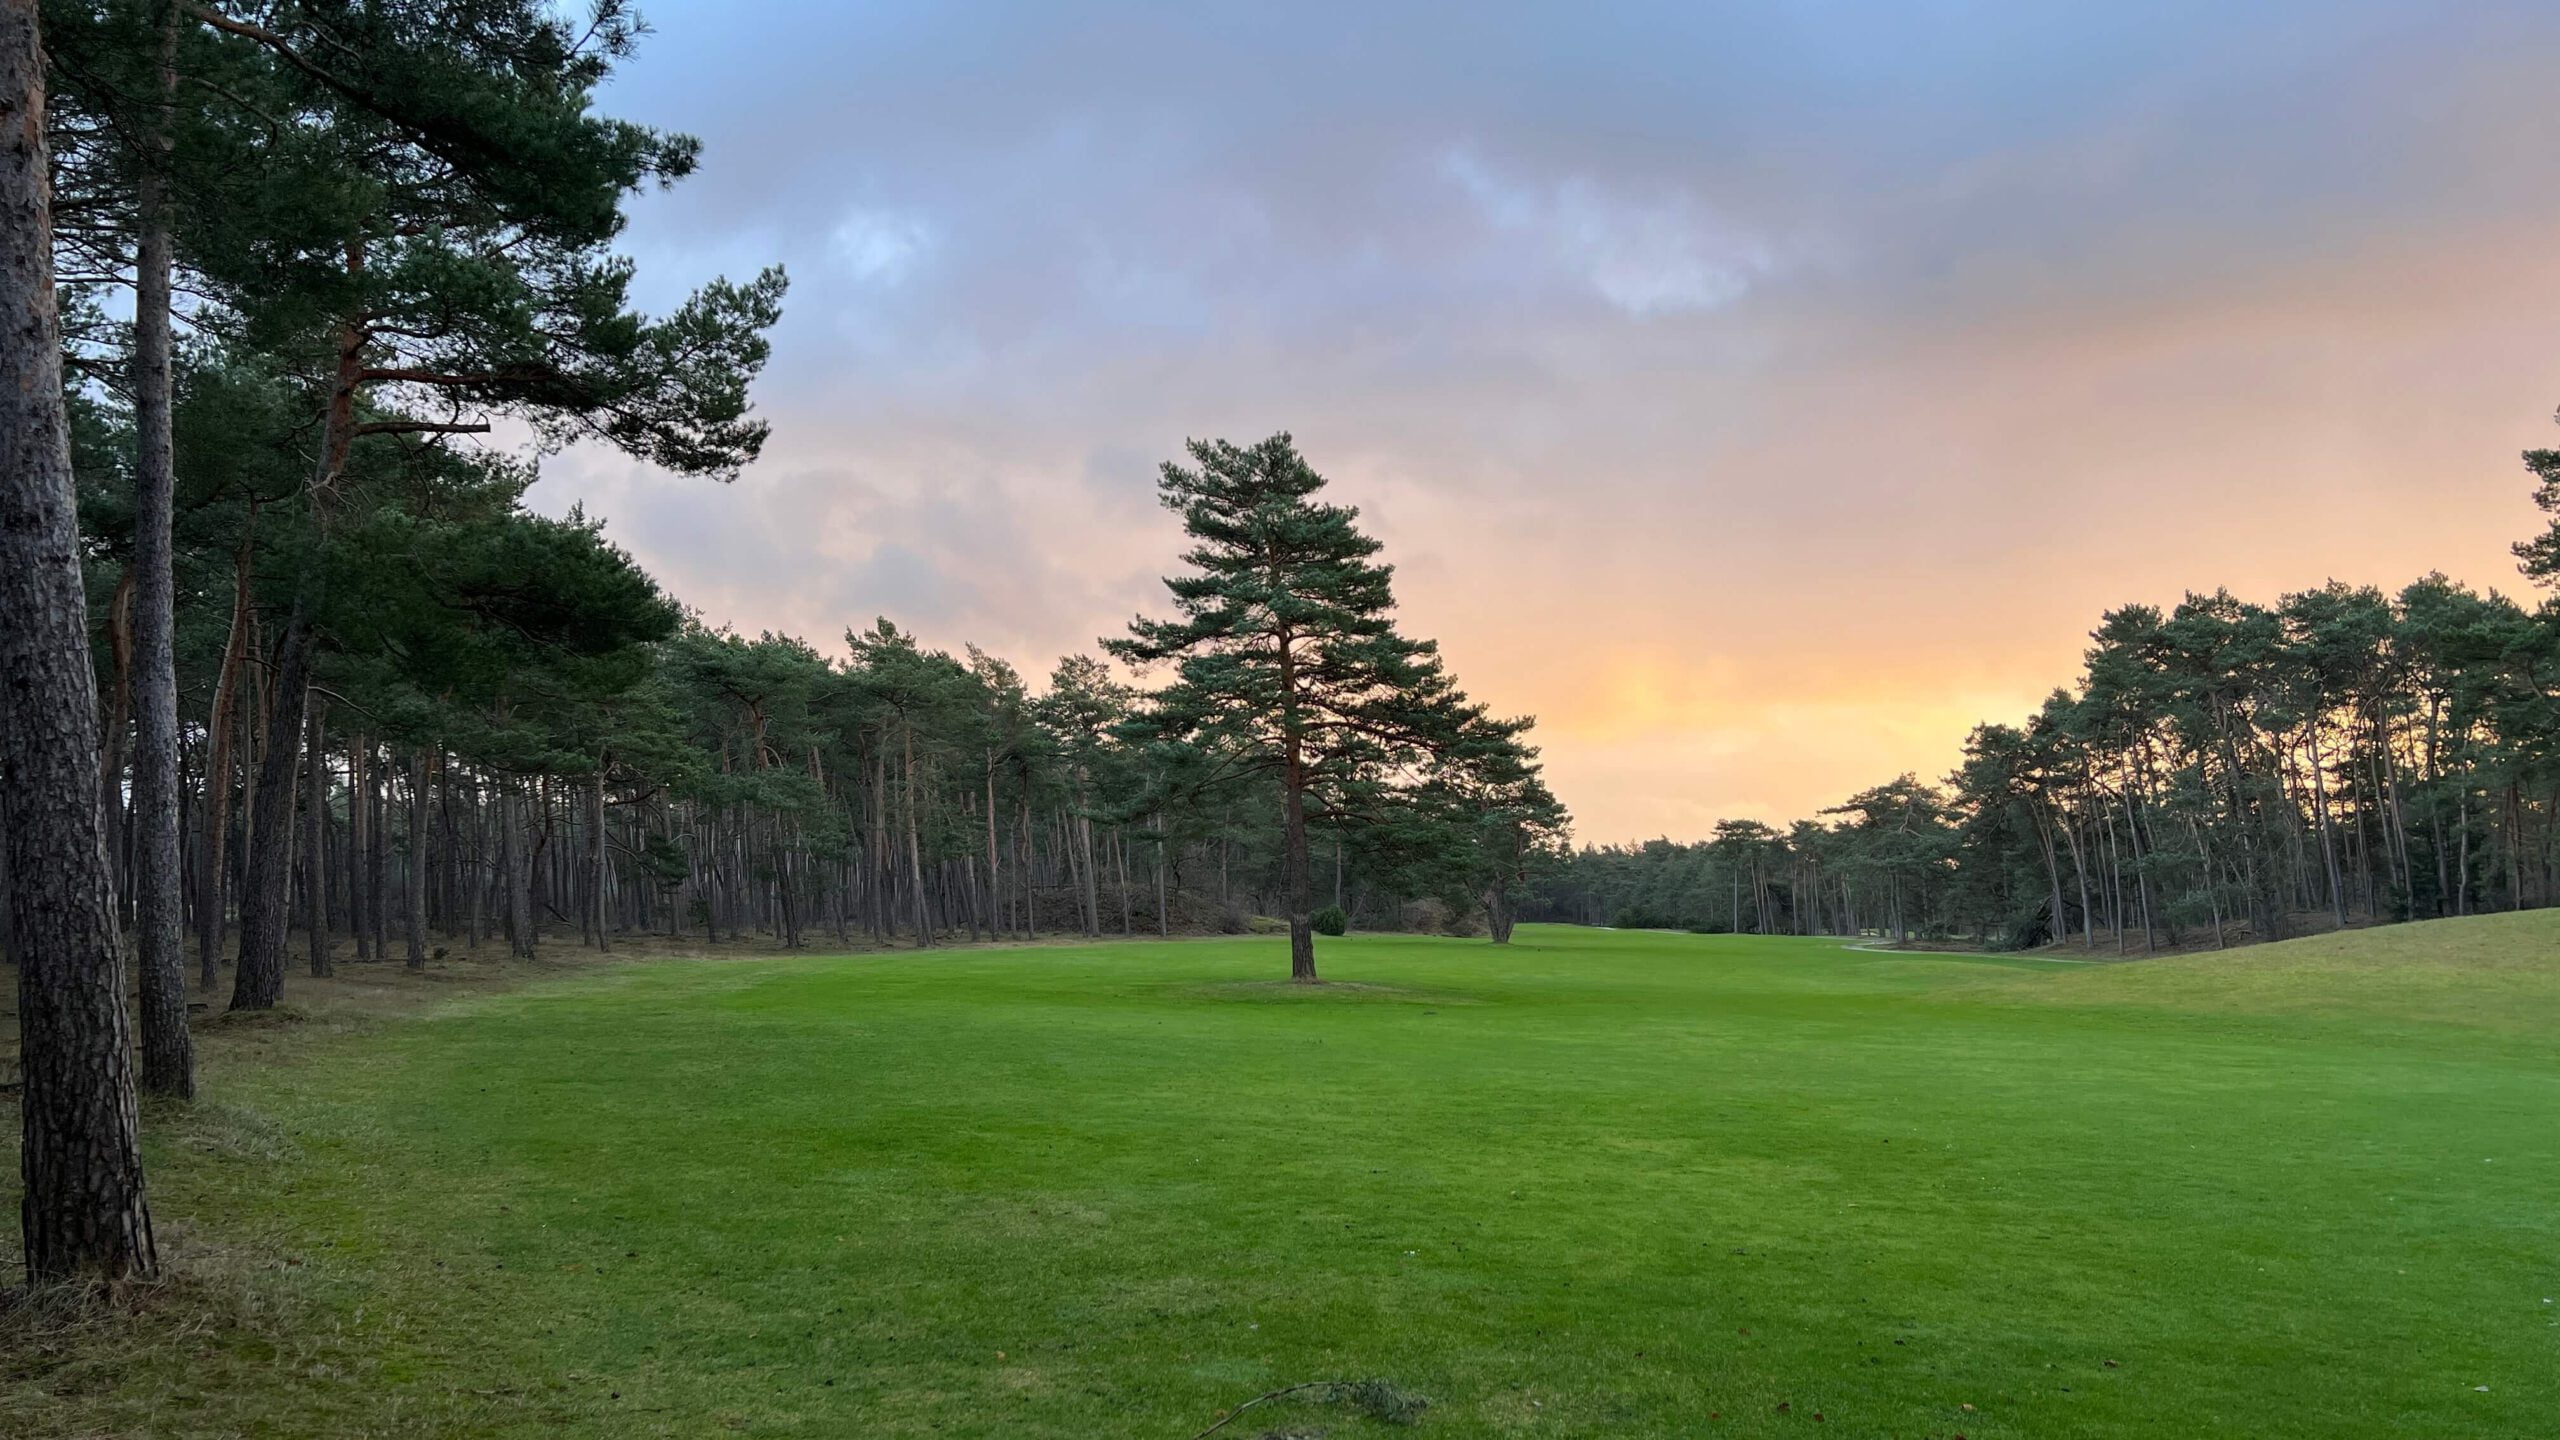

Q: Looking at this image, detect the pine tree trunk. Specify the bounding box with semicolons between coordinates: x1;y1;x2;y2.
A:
589;768;610;954
1075;811;1099;937
903;725;933;946
129;0;192;1095
97;573;133;919
1282;772;1318;982
984;757;1002;936
196;535;252;987
229;635;308;1012
509;782;537;958
305;704;331;976
367;740;388;957
466;777;484;950
1116;828;1132;934
406;748;429;969
347;738;371;958
1016;789;1034;939
1155;815;1170;937
0;0;158;1279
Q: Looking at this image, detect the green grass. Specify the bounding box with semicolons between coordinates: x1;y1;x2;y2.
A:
11;920;2560;1437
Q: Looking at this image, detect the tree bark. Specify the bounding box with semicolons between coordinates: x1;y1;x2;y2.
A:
229;631;307;1011
347;736;371;958
983;756;1001;936
96;571;133;916
1282;775;1316;980
1155;815;1170;938
305;704;331;976
130;0;193;1096
507;780;537;958
406;747;428;969
366;738;387;957
902;724;933;946
196;530;253;988
0;0;158;1280
587;767;609;954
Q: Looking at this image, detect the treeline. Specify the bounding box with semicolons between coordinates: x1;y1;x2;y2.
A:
36;2;1562;1009
4;2;1567;1285
1536;507;2560;951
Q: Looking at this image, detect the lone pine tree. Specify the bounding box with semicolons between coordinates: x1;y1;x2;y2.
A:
1110;434;1465;982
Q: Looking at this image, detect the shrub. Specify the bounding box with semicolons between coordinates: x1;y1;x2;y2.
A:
1311;905;1349;936
1397;898;1454;933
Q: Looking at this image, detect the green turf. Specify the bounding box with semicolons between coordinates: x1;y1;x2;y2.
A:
25;921;2560;1436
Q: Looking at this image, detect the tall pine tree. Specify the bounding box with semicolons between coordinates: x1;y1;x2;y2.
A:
1111;434;1464;981
0;0;155;1285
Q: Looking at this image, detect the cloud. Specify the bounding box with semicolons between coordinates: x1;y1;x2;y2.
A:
828;207;932;286
1441;148;1781;316
533;0;2560;842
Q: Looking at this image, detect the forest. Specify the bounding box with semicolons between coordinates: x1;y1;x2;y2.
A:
1530;534;2560;950
3;0;1562;1287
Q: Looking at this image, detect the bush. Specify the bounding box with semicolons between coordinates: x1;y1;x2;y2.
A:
1311;905;1349;936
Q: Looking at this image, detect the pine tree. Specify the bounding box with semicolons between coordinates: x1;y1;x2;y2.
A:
1110;434;1464;981
1417;705;1567;944
178;0;787;1010
0;0;156;1285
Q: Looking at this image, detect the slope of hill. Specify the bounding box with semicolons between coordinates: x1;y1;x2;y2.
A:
1978;908;2560;1037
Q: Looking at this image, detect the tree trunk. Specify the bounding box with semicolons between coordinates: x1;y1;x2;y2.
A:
983;755;1001;936
347;737;371;958
508;781;537;958
129;0;192;1095
588;768;610;954
0;0;157;1279
229;636;307;1012
1075;812;1099;938
902;725;933;946
1155;815;1170;938
1282;769;1317;982
1115;827;1133;934
367;739;388;958
196;532;253;987
305;704;331;976
96;572;133;917
406;747;429;969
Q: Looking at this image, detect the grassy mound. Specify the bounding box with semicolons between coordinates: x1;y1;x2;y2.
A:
1981;907;2560;1035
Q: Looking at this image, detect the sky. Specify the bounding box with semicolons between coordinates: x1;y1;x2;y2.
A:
528;0;2560;845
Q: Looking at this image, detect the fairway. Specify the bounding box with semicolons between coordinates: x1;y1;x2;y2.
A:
45;922;2560;1437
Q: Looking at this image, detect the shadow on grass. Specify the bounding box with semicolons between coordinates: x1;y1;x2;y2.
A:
1180;979;1488;1006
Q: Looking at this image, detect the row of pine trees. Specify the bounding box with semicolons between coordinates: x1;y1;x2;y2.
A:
5;1;1566;1285
1537;526;2560;950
